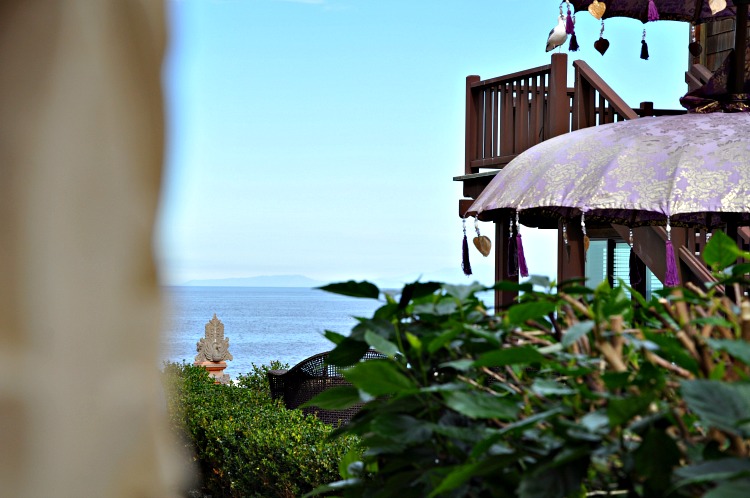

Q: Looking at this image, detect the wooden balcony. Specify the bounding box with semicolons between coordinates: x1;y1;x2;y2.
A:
454;53;732;308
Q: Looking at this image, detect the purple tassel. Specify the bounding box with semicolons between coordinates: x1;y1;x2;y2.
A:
569;33;580;52
648;0;659;22
516;234;529;278
565;10;575;34
629;247;642;287
508;236;518;277
665;240;679;287
462;233;472;276
640;40;649;60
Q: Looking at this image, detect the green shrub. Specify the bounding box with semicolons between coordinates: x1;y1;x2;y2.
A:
163;361;362;497
307;231;750;498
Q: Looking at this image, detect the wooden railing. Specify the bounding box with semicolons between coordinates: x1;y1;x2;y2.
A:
464;54;569;175
464;55;687;177
572;59;639;128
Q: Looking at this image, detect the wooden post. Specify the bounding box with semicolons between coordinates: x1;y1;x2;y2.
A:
606;239;616;288
639;101;654;117
573;64;595;130
465;75;481;175
548;53;569;138
495;215;519;311
557;219;586;286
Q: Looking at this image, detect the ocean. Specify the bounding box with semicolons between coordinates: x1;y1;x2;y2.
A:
160;286;383;379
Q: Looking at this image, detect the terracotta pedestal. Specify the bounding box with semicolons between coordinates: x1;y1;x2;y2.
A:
194;361;230;384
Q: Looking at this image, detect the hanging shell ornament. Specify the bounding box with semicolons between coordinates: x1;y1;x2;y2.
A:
588;0;606;19
708;0;727;15
473;235;492;257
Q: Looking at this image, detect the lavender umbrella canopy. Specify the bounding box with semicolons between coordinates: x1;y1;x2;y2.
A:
467;112;750;227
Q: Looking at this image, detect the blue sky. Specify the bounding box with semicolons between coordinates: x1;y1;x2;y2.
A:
157;0;689;286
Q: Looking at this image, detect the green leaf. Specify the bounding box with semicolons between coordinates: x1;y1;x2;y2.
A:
371;414;432;444
731;263;750;276
302;386;362;410
508;301;557;324
561;321;594;348
338;449;363;479
405;332;422;352
526;275;551;288
435;298;459;316
474;346;547;367
601;371;632;390
706;339;750;365
532;379;575;396
364;330;400;357
471;408;566;458
442;390;519;420
440;359;474;372
594;280;631;321
428;461;485;498
427;328;461;354
681;380;750;436
633;428;681;495
580;411;609;433
397;281;441;309
318;280;380;299
302;478;362;498
704;479;750;498
607;395;652;427
327;337;371;367
343;360;416;396
692;316;735;328
703;230;741;270
443;282;486;301
323;329;347;345
674;459;750;487
517;450;589;498
373;302;399;321
643;331;700;375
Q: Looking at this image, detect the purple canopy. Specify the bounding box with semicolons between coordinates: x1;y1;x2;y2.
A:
467;112;750;228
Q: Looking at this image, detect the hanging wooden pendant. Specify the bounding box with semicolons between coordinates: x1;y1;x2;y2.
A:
473;236;492;257
588;0;606;19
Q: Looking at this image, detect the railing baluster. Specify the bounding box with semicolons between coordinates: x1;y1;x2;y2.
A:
492;85;499;159
483;86;493;160
529;76;538;147
516;78;529;153
501;82;514;157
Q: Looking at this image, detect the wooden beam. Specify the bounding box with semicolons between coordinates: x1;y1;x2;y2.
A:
548;53;569;138
495;216;518;311
557;219;586;285
465;75;481;175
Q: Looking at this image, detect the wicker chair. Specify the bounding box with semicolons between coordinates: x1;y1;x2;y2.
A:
268;350;385;425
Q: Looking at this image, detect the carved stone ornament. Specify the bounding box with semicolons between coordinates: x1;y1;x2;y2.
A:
194;314;234;363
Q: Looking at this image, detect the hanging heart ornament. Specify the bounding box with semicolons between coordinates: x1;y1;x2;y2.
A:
708;0;727;15
588;0;606;19
594;38;610;55
688;41;703;57
473;236;492;257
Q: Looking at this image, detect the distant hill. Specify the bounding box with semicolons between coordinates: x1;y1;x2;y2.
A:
183;275;325;288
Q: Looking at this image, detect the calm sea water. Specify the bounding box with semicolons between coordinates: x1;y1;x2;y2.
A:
160;286;382;379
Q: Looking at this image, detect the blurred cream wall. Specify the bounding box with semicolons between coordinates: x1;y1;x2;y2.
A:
0;1;183;496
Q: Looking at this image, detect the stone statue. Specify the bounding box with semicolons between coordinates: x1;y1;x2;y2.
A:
194;314;233;363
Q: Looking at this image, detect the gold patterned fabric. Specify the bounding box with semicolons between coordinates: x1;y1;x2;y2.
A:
468;112;750;228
